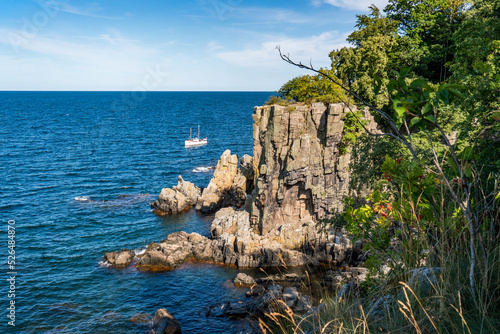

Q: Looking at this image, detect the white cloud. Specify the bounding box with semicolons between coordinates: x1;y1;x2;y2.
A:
207;41;223;52
215;31;349;69
43;0;123;19
318;0;389;11
0;28;173;90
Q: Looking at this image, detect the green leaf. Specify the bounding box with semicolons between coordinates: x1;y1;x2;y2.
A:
410;117;421;126
438;89;450;104
424;115;436;123
400;67;411;77
421;102;432;115
409;78;426;89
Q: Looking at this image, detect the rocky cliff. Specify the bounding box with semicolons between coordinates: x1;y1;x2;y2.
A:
204;102;378;267
105;103;379;269
250;102;377;238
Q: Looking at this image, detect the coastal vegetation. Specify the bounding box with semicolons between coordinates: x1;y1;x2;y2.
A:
264;0;500;332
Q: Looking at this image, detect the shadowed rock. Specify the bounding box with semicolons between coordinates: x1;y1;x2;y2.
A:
150;308;181;334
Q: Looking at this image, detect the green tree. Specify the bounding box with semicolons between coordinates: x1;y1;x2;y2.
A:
385;0;466;82
276;69;345;104
450;0;500;167
330;6;400;108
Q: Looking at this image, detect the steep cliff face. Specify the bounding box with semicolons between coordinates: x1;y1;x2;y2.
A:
107;102;379;269
250;102;378;240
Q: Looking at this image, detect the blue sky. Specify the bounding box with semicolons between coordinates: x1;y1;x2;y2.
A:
0;0;389;91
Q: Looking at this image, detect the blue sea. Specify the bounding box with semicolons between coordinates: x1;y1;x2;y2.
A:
0;91;272;333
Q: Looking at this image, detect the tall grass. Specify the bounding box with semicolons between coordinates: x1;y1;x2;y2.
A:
259;175;500;334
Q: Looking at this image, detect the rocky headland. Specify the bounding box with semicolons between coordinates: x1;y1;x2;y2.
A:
105;102;378;270
103;102;379;325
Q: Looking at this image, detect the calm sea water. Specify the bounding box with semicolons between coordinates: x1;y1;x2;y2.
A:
0;91;272;333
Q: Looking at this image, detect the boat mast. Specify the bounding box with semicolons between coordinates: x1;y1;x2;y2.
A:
198;124;200;139
190;127;192;140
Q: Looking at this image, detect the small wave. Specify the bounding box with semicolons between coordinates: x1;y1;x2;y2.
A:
98;261;112;267
134;248;146;256
192;166;215;173
74;196;91;202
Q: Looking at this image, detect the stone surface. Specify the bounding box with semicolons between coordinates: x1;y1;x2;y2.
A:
281;287;300;308
406;267;442;296
150;308;181;334
195;150;241;214
137;232;215;269
103;249;135;267
250;103;379;237
234;273;256;286
294;295;312;312
107;103;378;269
152;176;201;214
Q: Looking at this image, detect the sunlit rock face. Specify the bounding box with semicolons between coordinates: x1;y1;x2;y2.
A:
250;102;378;240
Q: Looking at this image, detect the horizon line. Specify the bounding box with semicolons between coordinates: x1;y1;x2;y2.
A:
0;90;275;93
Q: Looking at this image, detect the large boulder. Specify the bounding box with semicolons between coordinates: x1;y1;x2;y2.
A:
150;308;181;334
137;232;215;270
196;150;239;214
234;273;256;286
103;249;135;267
153;176;201;215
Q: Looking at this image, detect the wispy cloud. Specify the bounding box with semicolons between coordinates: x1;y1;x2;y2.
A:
43;0;123;19
215;31;349;68
313;0;389;11
0;28;173;90
0;29;155;70
230;6;318;25
207;41;223;52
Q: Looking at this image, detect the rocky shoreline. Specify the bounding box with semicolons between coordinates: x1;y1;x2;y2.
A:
102;103;379;331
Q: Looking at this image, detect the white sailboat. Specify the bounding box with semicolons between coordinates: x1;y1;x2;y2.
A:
184;125;208;147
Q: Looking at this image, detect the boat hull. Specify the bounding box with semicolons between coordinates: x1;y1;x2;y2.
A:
185;139;208;147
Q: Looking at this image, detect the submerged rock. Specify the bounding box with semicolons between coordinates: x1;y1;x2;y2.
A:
150;308;181;334
130;312;151;323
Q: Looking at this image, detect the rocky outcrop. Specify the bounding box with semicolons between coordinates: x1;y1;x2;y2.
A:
195;151;254;214
250;102;379;236
234;273;256;286
152;176;201;215
206;282;312;318
150;308;182;334
137;232;215;270
103;249;135;267
210;207;311;267
107;103;377;269
195;150;238;214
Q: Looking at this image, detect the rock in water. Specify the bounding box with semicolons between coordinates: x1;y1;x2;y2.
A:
150;308;181;334
153;176;201;215
107;103;379;269
234;273;256;286
137;232;215;270
196;150;239;214
103;249;135;267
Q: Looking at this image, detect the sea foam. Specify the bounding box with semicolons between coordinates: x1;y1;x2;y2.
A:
74;196;91;202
